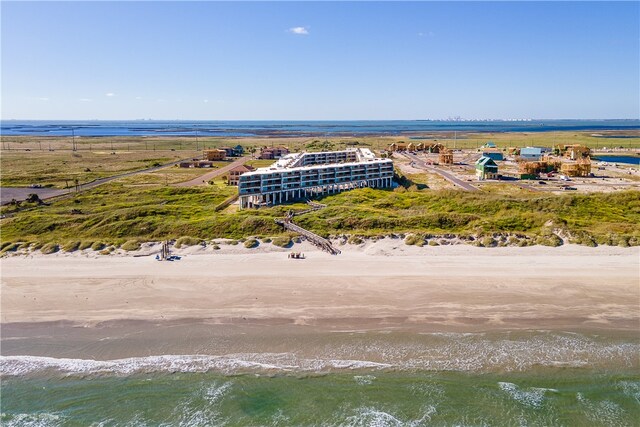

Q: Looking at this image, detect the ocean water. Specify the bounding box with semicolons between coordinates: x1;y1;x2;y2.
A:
2;330;639;426
1;119;639;137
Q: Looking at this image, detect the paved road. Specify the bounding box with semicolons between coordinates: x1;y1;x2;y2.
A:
1;157;192;205
403;152;480;191
175;156;250;187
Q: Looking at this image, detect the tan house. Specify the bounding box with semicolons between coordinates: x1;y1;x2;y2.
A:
204;149;226;161
228;164;255;186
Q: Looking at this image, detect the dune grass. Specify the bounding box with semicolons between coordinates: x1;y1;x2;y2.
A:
2;180;638;249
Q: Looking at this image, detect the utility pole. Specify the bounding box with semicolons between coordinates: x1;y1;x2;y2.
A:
71;128;76;151
195;129;199;152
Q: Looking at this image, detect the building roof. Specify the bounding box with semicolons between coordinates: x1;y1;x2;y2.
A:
476;156;498;167
241;148;390;177
229;164;255;173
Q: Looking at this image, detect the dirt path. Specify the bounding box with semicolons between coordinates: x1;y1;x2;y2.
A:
174;157;250;187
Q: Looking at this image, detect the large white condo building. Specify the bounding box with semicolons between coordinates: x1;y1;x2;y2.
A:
238;148;394;208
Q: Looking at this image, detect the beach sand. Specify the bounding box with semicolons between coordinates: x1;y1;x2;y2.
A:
2;242;638;329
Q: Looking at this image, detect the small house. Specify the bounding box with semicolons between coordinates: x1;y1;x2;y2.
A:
204;149;226;161
475;156;499;180
228;164;255;186
481;149;504;161
519;146;550;161
259;146;290;159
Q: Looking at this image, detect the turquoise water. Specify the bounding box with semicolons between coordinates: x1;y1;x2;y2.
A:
2;370;639;426
2;330;639;425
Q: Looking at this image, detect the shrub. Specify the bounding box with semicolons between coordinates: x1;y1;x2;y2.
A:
229;240;239;246
348;235;364;245
62;241;81;252
404;234;424;246
535;234;563;247
91;242;106;251
272;236;292;248
175;236;201;248
79;241;94;250
212;244;221;250
244;238;259;248
262;238;272;243
0;242;20;254
480;236;497;247
428;240;439;246
41;243;60;254
31;241;44;251
121;240;140;251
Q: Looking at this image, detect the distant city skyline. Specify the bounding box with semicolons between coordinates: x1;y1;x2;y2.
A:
2;1;638;120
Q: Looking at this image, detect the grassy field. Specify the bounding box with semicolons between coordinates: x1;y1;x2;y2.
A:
1;182;638;249
1;131;638;251
0;149;196;188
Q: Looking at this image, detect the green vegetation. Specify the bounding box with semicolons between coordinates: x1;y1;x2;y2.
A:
404;234;425;246
244;238;259;248
271;236;292;248
120;240;140;251
175;236;202;248
40;243;59;254
2;184;639;249
62;241;81;252
1;131;638;250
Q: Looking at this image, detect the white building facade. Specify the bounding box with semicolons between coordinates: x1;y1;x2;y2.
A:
238;148;394;208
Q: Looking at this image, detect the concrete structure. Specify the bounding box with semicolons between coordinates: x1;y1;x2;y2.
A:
239;148;394;208
475;156;499;180
228;164;255;186
204;149;226;161
259;146;289;160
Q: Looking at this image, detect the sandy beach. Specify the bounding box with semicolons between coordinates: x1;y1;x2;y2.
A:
2;242;638;331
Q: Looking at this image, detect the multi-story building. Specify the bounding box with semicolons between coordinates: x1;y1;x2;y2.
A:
238;148;394;208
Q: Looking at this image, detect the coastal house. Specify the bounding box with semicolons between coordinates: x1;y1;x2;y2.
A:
481;149;504;161
259;146;290;160
204;149;226;161
520;146;551;161
227;164;255;186
475;156;499;180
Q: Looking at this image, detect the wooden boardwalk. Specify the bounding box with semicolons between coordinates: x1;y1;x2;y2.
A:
276;201;341;255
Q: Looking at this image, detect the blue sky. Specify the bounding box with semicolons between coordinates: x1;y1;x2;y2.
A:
2;1;638;120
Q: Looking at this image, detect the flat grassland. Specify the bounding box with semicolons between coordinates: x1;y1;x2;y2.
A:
1;131;639;251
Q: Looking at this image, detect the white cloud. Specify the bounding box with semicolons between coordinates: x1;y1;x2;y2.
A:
203;99;209;103
288;26;309;35
38;97;50;101
135;96;142;100
105;92;115;97
79;98;92;102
